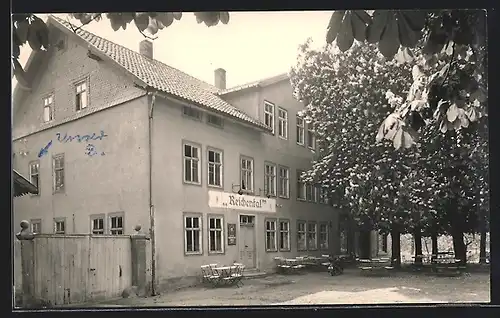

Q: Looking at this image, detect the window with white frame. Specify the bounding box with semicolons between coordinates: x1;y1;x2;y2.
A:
30;219;41;234
312;186;319;203
306;184;314;201
53;154;65;192
306;122;316;150
264;101;275;133
43;94;54;122
307;222;318;250
296;116;305;145
29;161;40;194
183;143;200;184
297;221;307;251
319;187;329;204
279;220;290;251
184;215;202;254
278;166;289;198
240;157;254;192
54;218;66;234
75;80;88;111
319;223;329;250
109;214;124;235
91;215;105;235
265;219;277;251
207;149;223;187
297;170;306;200
208;216;224;253
264;163;276;196
278;108;288;139
183;106;202;120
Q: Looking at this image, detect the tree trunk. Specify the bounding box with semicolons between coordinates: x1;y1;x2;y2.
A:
479;229;487;264
413;227;423;265
451;228;467;265
391;228;401;268
431;232;438;262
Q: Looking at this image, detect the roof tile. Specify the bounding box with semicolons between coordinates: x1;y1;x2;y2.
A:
49;15;270;131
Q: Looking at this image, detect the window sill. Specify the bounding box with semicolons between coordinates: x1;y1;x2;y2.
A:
185;252;203;256
297;142;305;147
207;184;223;189
183;181;202;186
278;135;288;140
208;251;225;255
265;249;278;253
279;248;291;252
278;195;290;200
53;189;65;195
296;198;306;202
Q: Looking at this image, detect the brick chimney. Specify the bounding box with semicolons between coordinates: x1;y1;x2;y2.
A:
139;40;153;59
214;68;226;90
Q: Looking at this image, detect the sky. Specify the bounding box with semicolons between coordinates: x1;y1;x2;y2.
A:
14;12;332;89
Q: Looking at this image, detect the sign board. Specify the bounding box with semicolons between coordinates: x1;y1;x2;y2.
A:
208;190;276;213
227;223;236;245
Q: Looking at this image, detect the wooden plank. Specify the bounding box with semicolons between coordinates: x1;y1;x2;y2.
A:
81;236;91;303
55;237;65;305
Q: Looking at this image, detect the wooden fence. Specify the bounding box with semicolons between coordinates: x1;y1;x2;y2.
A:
14;234;134;306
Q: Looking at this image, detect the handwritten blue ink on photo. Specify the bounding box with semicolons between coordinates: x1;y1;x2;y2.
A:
85;144;98;157
56;130;108;143
38;140;53;158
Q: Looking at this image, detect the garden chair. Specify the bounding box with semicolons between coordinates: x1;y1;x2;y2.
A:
201;265;221;287
231;263;245;287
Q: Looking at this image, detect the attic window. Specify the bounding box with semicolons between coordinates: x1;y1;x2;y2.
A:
183;106;202;120
43;94;54;122
75;80;88;111
207;114;223;128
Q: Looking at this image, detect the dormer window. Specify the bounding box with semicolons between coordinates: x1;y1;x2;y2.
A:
43;94;54;122
75;80;88;111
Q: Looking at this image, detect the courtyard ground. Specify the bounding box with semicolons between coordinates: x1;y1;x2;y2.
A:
82;269;490;307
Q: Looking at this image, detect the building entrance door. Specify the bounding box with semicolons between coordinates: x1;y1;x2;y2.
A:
239;215;256;269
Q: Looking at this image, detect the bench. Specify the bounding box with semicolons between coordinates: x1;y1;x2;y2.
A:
274;257;305;274
358;258;394;276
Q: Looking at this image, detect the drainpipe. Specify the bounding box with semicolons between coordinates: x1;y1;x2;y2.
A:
148;91;157;295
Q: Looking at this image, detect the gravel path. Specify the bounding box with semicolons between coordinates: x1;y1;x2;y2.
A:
75;270;490;307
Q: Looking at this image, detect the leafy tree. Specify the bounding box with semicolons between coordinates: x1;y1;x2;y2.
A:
387;88;489;264
12;11;487;149
289;40;417;264
325;10;487;149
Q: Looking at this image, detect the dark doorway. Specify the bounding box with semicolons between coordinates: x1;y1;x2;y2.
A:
358;230;371;259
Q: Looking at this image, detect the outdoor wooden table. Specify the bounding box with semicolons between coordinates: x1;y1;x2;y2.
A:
212;265;243;286
431;254;462;276
213;266;234;278
280;258;305;274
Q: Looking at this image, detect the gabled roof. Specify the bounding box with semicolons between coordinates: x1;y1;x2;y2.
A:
47;15;271;132
217;73;289;95
13;170;38;197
